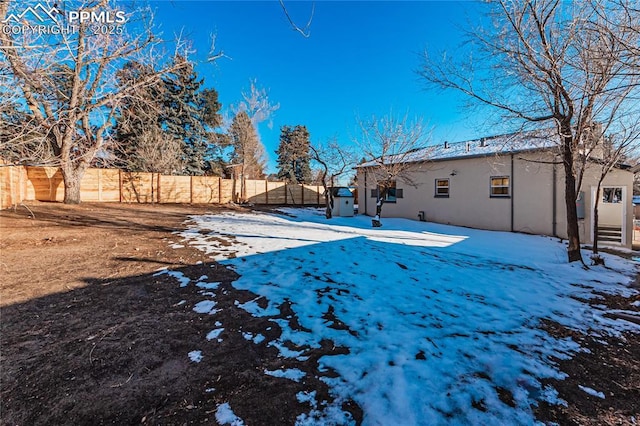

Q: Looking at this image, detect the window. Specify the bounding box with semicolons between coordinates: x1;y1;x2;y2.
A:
602;187;622;203
435;179;449;197
490;176;510;197
371;181;403;203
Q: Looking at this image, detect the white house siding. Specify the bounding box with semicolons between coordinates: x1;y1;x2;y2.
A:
357;151;633;248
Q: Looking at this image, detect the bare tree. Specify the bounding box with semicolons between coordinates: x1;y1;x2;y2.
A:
420;0;640;263
230;80;278;201
228;110;266;202
356;114;430;227
310;138;356;219
0;0;189;203
235;79;280;127
127;127;184;175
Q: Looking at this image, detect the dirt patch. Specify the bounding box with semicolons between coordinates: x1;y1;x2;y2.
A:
535;293;640;426
0;202;358;425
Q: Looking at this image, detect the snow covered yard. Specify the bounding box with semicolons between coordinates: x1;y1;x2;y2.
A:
173;208;639;425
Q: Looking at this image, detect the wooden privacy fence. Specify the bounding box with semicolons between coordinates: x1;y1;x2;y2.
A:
0;165;324;209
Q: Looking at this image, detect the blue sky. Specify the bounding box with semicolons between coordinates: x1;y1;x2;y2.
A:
152;1;490;172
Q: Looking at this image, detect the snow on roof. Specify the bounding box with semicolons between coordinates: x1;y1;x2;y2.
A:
357;129;560;168
331;187;354;197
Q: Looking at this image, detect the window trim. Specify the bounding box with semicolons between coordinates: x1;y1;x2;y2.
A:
490;176;510;198
434;178;450;198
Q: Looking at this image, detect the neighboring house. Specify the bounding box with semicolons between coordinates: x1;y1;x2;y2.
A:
357;130;634;248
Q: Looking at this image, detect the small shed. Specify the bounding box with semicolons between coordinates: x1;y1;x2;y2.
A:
330;187;355;217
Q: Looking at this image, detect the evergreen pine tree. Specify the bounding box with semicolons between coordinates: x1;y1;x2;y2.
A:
162;56;222;175
114;58;224;175
114;61;174;172
276;125;312;183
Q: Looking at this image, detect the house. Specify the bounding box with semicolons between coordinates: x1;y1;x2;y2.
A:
356;130;635;248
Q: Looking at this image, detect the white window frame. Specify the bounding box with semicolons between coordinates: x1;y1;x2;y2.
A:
490;176;510;197
435;178;450;197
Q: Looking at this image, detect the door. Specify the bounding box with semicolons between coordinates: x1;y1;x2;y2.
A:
592;186;626;246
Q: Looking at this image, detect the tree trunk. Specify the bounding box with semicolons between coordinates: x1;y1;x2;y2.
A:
62;167;83;204
561;133;584;263
592;184;603;255
322;183;332;219
372;187;386;227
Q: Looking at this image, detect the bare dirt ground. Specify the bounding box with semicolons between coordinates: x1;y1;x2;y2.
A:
0;202;638;425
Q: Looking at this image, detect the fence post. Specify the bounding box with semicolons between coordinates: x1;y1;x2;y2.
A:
243;177;246;203
265;179;269;205
9;165;14;208
118;169;123;202
190;175;194;204
317;185;320;205
218;177;222;204
157;173;161;203
284;183;288;204
301;184;305;205
18;166;24;205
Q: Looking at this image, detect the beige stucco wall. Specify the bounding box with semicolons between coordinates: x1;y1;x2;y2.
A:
357;152;634;248
599;202;623;226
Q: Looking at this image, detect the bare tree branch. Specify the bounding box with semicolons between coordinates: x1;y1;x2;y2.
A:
278;0;314;38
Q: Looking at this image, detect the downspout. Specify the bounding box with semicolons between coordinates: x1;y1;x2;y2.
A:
552;162;557;237
363;170;367;216
510;154;514;232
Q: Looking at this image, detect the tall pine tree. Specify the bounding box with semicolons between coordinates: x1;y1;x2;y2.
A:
276;125;312;183
114;61;179;172
162;56;222;175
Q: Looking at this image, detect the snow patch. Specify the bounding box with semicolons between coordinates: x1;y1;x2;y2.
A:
296;391;317;408
264;368;306;382
206;328;224;341
197;281;221;290
241;331;266;344
193;300;219;315
578;385;605;399
188;350;203;363
268;340;305;358
215;402;244;425
153;268;191;287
